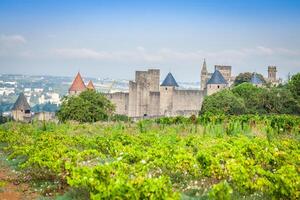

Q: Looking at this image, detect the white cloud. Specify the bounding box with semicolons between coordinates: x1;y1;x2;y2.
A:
55;48;113;59
53;45;300;63
0;34;27;46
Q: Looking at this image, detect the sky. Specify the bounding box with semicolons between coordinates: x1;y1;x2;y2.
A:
0;0;300;82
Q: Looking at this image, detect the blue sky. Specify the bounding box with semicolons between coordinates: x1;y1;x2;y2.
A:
0;0;300;81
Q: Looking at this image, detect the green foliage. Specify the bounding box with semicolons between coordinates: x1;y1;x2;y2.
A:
203;82;300;115
209;181;233;200
57;90;115;123
261;87;300;114
232;83;265;114
234;72;266;86
0;116;299;199
201;89;246;115
288;73;300;100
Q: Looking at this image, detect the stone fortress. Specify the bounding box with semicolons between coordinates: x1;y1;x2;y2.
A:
67;60;281;118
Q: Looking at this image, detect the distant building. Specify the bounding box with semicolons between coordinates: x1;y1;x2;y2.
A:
68;72;95;95
104;69;204;117
34;112;56;122
267;66;281;85
12;93;32;122
200;60;234;90
69;72;87;95
87;80;95;90
69;61;282;118
206;70;228;95
214;65;232;83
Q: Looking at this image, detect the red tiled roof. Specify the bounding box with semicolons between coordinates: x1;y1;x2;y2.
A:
87;80;95;90
69;72;86;92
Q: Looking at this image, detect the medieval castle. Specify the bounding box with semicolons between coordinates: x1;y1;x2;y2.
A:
11;60;280;121
67;60;280;118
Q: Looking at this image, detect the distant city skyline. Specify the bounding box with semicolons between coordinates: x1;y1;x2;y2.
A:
0;0;300;81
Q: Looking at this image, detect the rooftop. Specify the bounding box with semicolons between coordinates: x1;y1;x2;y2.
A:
207;70;227;85
161;73;179;87
69;72;86;92
12;93;30;111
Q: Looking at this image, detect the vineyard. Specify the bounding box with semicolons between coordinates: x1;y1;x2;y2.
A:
0;115;299;199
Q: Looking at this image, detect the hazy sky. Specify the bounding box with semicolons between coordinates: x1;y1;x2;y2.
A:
0;0;300;81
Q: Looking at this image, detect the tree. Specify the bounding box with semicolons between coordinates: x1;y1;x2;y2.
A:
234;72;266;86
57;90;115;123
261;87;300;114
232;83;266;114
200;89;246;115
288;73;300;101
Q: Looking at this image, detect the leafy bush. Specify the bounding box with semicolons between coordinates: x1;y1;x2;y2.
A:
0;117;299;199
200;89;246;115
57;90;115;123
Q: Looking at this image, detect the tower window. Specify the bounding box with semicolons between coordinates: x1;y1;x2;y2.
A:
165;87;167;90
217;85;220;88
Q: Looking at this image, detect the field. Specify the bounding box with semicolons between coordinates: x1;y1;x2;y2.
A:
0;115;299;200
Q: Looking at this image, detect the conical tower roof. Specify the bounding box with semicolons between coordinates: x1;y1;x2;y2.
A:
87;80;95;90
161;72;179;87
207;70;227;84
251;73;263;84
12;93;30;111
201;59;207;73
69;72;86;92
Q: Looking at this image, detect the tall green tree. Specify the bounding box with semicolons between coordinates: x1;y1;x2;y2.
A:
57;90;115;123
232;83;266;114
200;89;245;115
261;87;300;114
288;73;300;101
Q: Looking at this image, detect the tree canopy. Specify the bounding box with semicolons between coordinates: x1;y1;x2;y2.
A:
288;73;300;100
200;89;246;115
201;82;300;115
57;90;115;123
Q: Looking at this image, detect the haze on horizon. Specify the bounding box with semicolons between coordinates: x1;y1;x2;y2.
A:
0;0;300;82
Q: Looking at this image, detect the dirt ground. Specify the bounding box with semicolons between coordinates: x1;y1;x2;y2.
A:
0;158;39;200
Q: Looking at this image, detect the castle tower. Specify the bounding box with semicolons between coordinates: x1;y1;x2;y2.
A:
200;59;208;90
12;93;31;122
206;70;228;96
128;69;160;117
69;72;86;95
160;72;179;116
268;66;277;82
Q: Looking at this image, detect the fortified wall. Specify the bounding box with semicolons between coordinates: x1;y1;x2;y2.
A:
105;69;204;117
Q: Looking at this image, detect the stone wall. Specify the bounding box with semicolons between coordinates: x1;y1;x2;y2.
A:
206;84;227;96
105;92;129;115
34;112;56;121
12;110;31;122
149;91;160;116
172;89;204;116
159;86;174;116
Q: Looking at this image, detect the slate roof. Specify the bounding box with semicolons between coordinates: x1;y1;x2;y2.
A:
207;70;227;84
69;72;86;92
87;80;95;90
161;73;179;87
251;73;263;84
12;93;30;111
